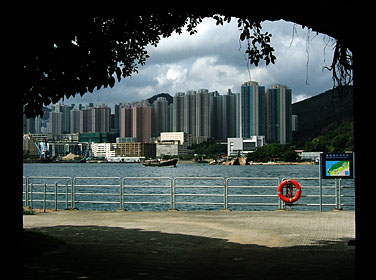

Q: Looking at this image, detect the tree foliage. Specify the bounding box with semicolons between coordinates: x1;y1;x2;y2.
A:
24;13;201;117
192;142;227;158
304;121;354;152
246;144;299;162
24;12;351;118
23;13;276;118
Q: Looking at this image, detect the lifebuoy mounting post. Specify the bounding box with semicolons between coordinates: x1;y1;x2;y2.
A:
278;179;301;205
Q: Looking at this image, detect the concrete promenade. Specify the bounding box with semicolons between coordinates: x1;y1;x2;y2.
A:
24;210;355;279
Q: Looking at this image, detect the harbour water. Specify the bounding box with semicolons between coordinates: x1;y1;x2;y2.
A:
23;163;355;211
23;162;319;178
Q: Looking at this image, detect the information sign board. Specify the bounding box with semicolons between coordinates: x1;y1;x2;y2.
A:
320;152;354;179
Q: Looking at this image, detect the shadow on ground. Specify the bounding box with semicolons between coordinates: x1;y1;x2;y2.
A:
24;225;355;280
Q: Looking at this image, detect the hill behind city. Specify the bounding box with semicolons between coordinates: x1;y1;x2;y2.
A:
292;86;353;144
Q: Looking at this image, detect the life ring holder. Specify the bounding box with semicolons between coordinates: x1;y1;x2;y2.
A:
278;179;301;204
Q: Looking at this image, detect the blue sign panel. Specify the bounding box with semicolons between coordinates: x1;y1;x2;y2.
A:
320;153;354;179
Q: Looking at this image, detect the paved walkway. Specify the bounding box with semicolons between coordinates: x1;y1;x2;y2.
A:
24;210;355;279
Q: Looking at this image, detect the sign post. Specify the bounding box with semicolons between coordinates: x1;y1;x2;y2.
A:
319;152;355;210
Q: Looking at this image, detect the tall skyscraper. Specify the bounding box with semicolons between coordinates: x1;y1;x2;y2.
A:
91;105;110;133
48;111;63;135
184;91;196;137
172;89;238;142
120;103;132;138
114;104;121;133
132;102;152;143
266;84;292;144
196;89;211;138
78;105;110;133
172;92;185;133
152;97;169;137
221;89;237;139
240;81;266;138
70;109;81;133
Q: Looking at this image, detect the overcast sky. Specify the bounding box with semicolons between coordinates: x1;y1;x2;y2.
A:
63;18;337;106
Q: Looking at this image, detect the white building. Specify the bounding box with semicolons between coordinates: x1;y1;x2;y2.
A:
160;132;191;147
91;143;115;158
227;136;265;156
156;132;191;157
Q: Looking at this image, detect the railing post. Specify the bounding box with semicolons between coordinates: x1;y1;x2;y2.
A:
319;178;323;212
24;176;28;207
172;178;177;210
30;183;33;209
170;178;174;210
65;181;69;210
338;178;343;210
224;178;229;210
72;177;76;209
70;177;74;209
277;178;282;210
55;183;58;211
118;177;122;211
43;183;47;212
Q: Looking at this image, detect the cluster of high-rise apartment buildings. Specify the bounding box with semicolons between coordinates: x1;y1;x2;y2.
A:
23;80;293;145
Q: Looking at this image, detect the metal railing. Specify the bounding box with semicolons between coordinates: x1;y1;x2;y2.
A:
173;177;226;210
226;177;281;210
73;177;121;210
122;177;173;210
22;176;355;212
25;176;73;211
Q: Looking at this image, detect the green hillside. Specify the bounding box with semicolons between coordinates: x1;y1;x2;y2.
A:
292;86;353;144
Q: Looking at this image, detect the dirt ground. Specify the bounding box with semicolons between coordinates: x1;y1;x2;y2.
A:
24;211;355;279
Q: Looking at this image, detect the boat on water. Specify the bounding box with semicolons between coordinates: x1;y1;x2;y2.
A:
143;158;178;167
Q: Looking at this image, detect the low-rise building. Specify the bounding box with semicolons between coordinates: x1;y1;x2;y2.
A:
91;142;156;159
114;142;156;159
227;136;265;156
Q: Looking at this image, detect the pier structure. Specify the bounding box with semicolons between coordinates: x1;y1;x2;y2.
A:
24;210;355;279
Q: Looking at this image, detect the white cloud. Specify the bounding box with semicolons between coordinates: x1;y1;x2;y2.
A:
156;64;188;89
293;93;310;103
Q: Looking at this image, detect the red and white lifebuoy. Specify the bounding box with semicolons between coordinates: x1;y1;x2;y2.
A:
278;179;301;204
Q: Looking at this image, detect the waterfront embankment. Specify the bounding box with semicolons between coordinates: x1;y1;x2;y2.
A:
24;210;355;279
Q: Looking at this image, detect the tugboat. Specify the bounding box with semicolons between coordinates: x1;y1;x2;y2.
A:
143;158;178;167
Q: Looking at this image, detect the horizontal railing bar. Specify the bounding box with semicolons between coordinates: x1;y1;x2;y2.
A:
123;194;170;196
175;177;224;180
124;202;170;205
229;202;278;206
74;177;121;179
227;186;277;188
175;202;224;205
75;193;120;196
27;176;72;180
27;199;69;203
75;185;120;188
175;194;223;197
27;184;72;187
293;203;337;206
228;194;278;197
227;177;280;180
75;201;120;204
175;185;224;188
30;194;71;199
123;185;170;188
123;177;172;180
